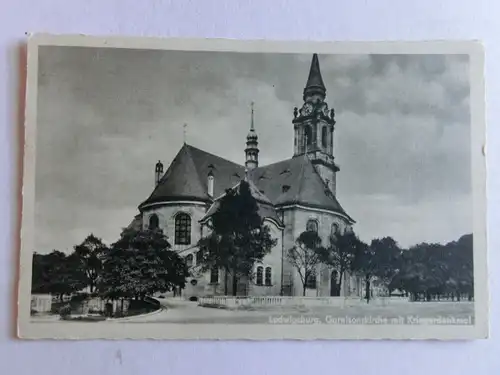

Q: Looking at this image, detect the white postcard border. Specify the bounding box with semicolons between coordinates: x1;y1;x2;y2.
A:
17;34;488;340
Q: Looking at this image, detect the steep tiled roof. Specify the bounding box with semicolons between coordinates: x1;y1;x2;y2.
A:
139;144;245;208
251;156;354;222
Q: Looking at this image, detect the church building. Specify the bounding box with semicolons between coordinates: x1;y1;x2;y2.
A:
127;54;362;298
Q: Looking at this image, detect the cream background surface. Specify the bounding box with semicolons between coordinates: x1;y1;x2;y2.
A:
1;0;499;374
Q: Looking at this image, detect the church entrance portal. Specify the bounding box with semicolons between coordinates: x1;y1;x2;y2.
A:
330;270;340;296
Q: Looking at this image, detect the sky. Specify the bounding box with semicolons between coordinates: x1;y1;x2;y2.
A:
34;46;472;253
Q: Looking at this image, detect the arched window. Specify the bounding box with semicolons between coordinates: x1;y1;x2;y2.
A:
256;266;264;286
175;213;191;245
304;125;313;149
265;267;272;286
185;254;193;268
306;219;318;233
306;270;317;289
148;214;159;230
210;267;219;284
331;223;339;236
321;126;328;148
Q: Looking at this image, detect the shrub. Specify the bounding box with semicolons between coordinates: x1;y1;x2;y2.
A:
59;304;72;319
71;293;89;303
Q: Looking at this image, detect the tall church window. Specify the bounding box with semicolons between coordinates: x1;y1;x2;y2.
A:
256;266;264;286
306;270;317;289
196;250;204;265
265;267;272;286
306;219;318;233
186;254;194;268
331;223;339;236
148;214;159;230
321;126;328;149
175;213;191;245
210;267;219;284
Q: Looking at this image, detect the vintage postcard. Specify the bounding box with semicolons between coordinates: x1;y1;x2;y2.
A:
18;34;488;340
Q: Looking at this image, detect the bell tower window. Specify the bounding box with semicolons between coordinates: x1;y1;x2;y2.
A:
321;126;328;149
304;125;312;152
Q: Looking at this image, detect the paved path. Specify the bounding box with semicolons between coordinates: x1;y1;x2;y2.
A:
120;299;475;325
123;298;237;323
31;299;475;325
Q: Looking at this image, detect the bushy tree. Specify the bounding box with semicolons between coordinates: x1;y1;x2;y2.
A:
98;228;189;301
316;231;362;297
31;250;86;300
390;234;474;301
197;180;277;296
73;234;107;294
351;237;400;303
286;231;323;296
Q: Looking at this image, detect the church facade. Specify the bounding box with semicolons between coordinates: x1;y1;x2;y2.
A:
127;54;363;298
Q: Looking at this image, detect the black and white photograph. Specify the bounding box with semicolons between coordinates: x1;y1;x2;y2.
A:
18;35;487;340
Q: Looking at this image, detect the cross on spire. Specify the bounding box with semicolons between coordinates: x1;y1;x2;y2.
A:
183;123;188;144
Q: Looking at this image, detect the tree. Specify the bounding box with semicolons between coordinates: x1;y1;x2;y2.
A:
286;231;323;296
31;250;86;300
391;234;474;302
197;180;277;296
316;231;361;297
98;228;189;301
351;237;400;303
73;234;107;294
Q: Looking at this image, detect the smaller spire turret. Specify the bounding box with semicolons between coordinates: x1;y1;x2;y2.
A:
245;102;259;170
155;160;164;186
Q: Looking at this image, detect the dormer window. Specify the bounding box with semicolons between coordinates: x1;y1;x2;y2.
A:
207;171;214;197
282;185;290;193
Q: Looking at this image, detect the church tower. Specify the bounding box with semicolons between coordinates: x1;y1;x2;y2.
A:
293;54;339;195
245;102;259;170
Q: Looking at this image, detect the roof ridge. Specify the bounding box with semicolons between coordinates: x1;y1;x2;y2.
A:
306;160;355;222
294;156;309;203
185;143;244;168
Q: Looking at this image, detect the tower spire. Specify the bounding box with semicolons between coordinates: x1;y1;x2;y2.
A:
303;53;326;101
245;101;259;170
